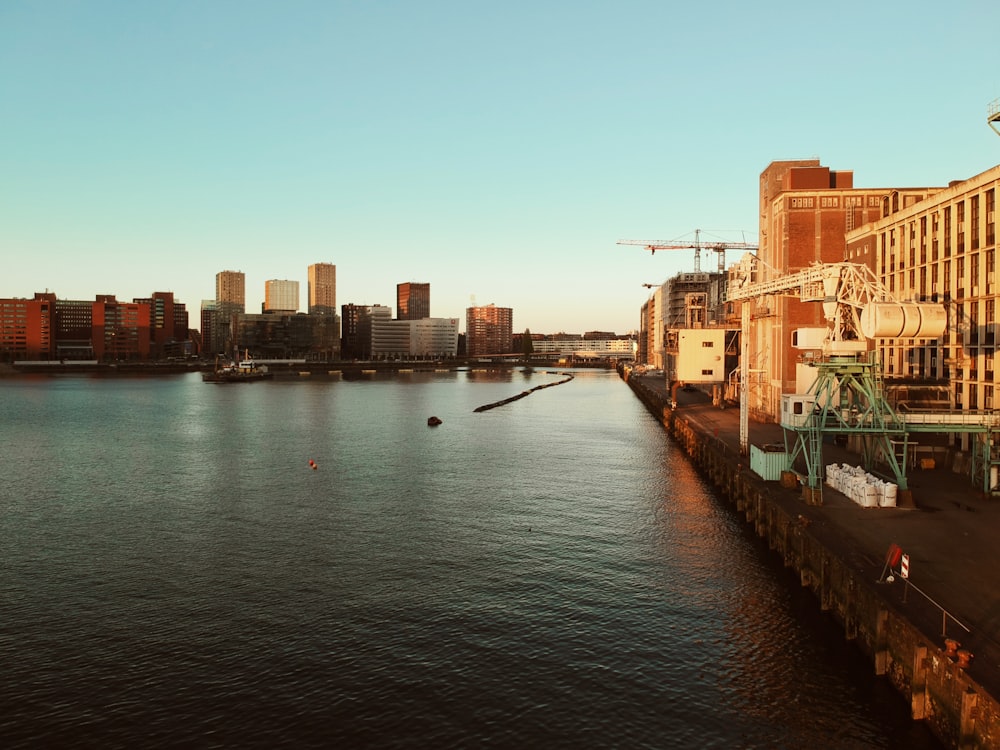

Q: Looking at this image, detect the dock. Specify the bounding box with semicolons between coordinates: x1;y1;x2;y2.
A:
627;373;1000;749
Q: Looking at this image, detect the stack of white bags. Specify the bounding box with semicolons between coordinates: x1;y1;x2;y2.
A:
825;463;898;507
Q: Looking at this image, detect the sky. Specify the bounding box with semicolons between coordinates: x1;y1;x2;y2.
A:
2;1;998;336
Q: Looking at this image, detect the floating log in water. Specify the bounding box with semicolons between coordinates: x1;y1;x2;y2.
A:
473;373;574;412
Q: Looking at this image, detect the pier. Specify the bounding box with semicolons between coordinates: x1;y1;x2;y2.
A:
627;372;1000;750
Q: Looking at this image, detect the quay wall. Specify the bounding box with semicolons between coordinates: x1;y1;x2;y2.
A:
625;375;1000;750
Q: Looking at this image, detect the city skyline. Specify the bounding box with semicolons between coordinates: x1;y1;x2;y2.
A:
2;2;998;334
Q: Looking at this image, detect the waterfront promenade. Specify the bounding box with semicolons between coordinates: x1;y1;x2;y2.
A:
635;374;1000;710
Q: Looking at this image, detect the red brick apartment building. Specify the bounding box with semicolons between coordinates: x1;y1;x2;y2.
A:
0;293;171;362
0;292;55;361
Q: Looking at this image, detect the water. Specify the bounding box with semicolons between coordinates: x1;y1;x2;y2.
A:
0;369;940;749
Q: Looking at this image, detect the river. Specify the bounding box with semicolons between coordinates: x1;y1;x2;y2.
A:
0;369;940;748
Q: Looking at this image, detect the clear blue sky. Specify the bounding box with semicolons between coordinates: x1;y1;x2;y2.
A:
2;1;998;335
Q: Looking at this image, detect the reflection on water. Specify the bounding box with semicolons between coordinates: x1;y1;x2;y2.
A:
0;371;940;748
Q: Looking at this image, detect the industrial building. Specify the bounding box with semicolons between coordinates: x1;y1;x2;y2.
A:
748;160;941;422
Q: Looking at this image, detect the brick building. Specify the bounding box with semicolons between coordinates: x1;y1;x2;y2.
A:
91;295;151;361
0;292;56;361
747;159;941;420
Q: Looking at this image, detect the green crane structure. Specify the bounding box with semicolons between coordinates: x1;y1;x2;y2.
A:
726;257;1000;503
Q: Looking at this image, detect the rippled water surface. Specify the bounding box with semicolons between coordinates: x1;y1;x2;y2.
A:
0;370;940;748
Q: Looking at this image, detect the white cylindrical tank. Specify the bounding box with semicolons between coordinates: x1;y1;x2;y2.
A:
860;302;947;340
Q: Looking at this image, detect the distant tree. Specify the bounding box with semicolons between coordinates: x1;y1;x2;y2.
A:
521;328;534;358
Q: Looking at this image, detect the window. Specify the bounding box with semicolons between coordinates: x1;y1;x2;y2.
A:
971;195;980;250
945;206;953;254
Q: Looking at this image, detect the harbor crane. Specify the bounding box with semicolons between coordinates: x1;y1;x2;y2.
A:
618;229;758;273
726;256;959;503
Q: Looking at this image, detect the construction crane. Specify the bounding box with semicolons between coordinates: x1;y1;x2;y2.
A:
990;97;1000;137
618;229;758;273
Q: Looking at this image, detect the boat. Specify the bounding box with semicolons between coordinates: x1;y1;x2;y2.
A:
203;351;273;383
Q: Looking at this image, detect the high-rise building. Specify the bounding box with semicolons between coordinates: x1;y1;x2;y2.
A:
200;300;217;356
466;304;513;356
264;279;299;313
216;270;245;306
212;270;246;354
308;263;337;316
397;282;430;320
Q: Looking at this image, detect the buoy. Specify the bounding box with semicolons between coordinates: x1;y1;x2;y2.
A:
309;459;317;470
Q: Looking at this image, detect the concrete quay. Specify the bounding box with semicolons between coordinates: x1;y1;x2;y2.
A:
626;373;1000;750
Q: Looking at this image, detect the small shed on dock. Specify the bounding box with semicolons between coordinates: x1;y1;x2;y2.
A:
750;443;790;481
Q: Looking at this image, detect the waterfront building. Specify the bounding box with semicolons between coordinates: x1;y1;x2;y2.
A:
640;272;724;371
264;279;299;314
1;292;189;362
308;263;336;316
133;292;189;359
339;304;393;360
92;295;150;361
515;332;636;360
357;305;392;359
466;304;513;356
747;160;942;421
54;299;95;360
200;301;216;356
368;316;459;359
234;311;338;360
409;318;458;357
211;270;246;355
638;292;657;367
396;282;430;320
0;292;56;362
846;163;1000;447
340;303;364;359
